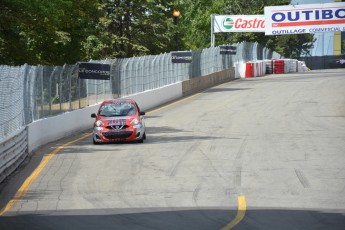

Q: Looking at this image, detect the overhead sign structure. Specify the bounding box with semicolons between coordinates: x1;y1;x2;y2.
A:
220;45;237;55
214;15;265;33
78;62;111;80
264;2;345;35
171;51;193;63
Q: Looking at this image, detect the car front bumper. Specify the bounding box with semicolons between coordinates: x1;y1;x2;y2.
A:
93;124;145;143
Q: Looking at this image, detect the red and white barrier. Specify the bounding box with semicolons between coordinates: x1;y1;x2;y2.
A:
253;61;266;77
274;60;285;74
273;59;308;74
241;61;266;78
237;59;308;79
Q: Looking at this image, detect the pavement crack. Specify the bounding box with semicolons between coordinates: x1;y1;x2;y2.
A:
236;137;247;160
199;148;224;179
192;183;201;205
234;166;242;187
295;168;310;188
170;142;199;177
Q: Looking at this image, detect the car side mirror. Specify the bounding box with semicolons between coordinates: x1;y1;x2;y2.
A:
139;112;145;116
91;113;97;118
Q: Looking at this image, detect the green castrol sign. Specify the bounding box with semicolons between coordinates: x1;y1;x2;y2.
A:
214;15;265;33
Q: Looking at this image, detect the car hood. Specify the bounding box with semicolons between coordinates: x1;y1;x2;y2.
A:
97;115;138;126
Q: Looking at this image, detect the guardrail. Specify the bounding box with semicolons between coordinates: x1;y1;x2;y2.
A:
0;127;28;184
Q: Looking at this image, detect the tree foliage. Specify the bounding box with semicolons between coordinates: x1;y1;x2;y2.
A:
177;0;314;57
0;0;99;65
0;0;316;65
84;0;175;60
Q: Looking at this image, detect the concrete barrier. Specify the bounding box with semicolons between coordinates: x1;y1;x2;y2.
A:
182;67;235;96
123;82;182;112
28;82;183;153
27;105;98;153
28;67;238;153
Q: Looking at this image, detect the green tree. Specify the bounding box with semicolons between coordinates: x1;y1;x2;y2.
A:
177;0;314;58
0;0;31;65
0;0;316;65
83;0;176;59
274;34;315;58
0;0;99;65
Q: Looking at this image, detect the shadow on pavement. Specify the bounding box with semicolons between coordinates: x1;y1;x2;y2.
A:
204;88;251;93
0;208;344;230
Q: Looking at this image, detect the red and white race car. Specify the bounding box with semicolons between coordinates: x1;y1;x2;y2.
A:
91;99;146;144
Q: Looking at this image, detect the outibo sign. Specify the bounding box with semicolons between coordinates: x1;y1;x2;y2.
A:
78;62;111;80
220;45;237;55
264;2;345;35
214;15;265;33
171;51;193;63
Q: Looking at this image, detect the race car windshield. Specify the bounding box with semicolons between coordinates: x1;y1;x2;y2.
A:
99;102;136;117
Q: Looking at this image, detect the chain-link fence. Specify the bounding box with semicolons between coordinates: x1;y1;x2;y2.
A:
0;65;25;140
0;42;282;141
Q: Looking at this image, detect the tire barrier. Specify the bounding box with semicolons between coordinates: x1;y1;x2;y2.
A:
274;60;285;74
265;60;273;74
254;61;266;77
273;59;308;74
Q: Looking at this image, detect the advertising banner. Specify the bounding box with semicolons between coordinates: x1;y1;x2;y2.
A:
171;51;193;63
220;45;237;55
78;62;111;80
264;2;345;35
214;15;265;33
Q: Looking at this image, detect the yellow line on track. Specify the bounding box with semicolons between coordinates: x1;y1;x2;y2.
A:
221;195;247;230
0;81;241;217
0;133;91;216
0;91;203;215
147;87;248;230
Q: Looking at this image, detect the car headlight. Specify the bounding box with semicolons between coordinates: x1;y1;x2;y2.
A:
95;120;104;127
130;118;139;125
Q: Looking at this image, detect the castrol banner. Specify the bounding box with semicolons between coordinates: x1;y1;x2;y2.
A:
264;2;345;35
214;15;265;33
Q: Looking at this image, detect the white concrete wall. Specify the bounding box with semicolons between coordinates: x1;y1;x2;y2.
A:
28;82;183;153
122;82;183;112
27;105;98;153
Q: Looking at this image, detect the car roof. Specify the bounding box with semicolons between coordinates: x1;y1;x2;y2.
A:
102;99;136;104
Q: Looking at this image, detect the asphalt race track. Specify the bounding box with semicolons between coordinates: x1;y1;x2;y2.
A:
0;69;344;229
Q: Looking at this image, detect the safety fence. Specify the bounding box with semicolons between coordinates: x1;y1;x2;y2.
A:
0;42;281;143
0;42;282;184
